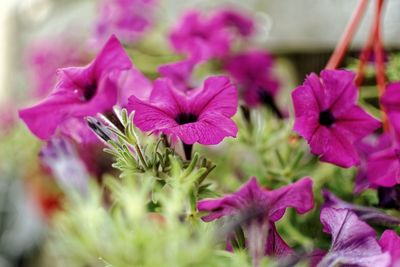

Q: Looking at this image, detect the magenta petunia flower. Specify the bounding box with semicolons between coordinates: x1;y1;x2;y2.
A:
316;208;390;267
292;70;381;168
197;177;313;259
224;50;281;116
19;35;143;143
169;10;254;61
128;76;238;146
379;230;400;267
94;0;156;46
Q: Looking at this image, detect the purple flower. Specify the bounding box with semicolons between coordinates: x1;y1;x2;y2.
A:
197;177;313;260
169;10;253;61
316;208;390;267
224;50;282;116
128;76;238;145
322;189;400;225
94;0;156;46
40;138;89;195
379;230;400;267
292;70;381;168
19;35;143;143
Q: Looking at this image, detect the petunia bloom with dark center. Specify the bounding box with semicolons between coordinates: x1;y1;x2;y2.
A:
128;76;238;146
19;35;150;143
175;113;198;125
224;50;281;114
82;82;98;101
292;70;381;168
318;109;335;127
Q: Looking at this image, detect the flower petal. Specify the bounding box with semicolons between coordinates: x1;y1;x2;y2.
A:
318;208;390;267
189;76;237;117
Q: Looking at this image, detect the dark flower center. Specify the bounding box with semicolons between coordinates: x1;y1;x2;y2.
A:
83;82;97;101
258;89;283;118
175;113;198;125
319;110;335;127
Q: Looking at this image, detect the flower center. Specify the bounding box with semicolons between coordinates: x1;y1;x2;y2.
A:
258;89;283;118
319;110;335;127
175;113;198;125
83;82;97;101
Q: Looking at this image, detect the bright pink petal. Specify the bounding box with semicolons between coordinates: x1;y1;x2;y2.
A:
303;73;325;110
379;230;400;267
367;147;400;187
158;59;195;91
128;95;178;132
189;76;237;117
336;106;381;142
268;177;314;222
320;69;357;116
118;67;152;106
165;113;237;145
319;126;360;168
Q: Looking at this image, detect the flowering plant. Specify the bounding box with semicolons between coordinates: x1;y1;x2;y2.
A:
1;0;399;267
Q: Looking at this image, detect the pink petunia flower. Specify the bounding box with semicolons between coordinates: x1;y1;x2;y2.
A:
94;0;156;46
128;76;238;146
224;50;282;116
169;10;254;61
19;35;148;143
379;230;400;267
197;177;313;261
292;70;381;168
315;208;390;267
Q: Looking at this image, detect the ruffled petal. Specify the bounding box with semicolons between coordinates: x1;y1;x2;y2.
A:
189;76;237;117
320;69;357;116
318;208;390;267
128;95;178;132
268;177;314;222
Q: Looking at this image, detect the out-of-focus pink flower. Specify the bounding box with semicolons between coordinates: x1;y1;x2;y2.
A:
19;35;147;143
128;76;238;145
25;39;88;98
94;0;156;46
292;70;381;168
169;10;254;61
224;50;282;116
158;59;196;91
379;230;400;267
315;208;390;267
197;177;313;260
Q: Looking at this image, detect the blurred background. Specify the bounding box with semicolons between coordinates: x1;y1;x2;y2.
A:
0;0;399;266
